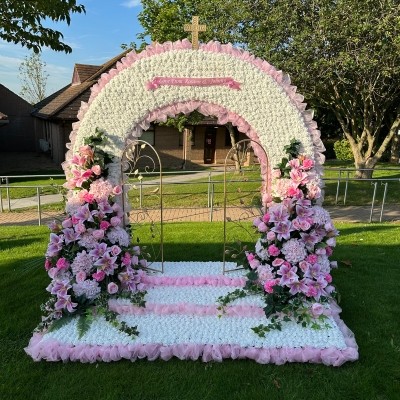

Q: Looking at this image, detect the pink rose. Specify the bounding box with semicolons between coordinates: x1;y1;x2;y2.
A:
257;222;268;233
110;216;121;227
110;245;121;256
56;257;69;270
107;282;119;294
288;158;301;169
91;165;102;175
325;274;333;283
76;271;86;283
268;244;280;257
266;231;276;241
112;185;122;195
311;303;324;317
92;270;105;282
92;229;105;240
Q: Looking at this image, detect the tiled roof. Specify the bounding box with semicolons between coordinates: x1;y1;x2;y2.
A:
73;64;102;84
33;50;130;120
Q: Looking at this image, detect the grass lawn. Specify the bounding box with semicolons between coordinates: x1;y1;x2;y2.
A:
0;222;400;399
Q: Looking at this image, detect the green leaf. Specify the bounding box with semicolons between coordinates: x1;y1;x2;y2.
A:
48;315;74;332
77;314;93;339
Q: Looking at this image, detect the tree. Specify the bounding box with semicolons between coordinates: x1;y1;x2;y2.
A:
0;0;85;53
19;52;48;104
138;0;400;178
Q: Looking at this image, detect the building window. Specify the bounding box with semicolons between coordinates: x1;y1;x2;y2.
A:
141;126;155;146
179;128;195;146
225;127;239;147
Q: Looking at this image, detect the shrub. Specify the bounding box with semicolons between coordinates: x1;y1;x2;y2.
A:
333;139;354;161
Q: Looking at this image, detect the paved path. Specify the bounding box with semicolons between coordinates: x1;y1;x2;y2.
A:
1;204;399;226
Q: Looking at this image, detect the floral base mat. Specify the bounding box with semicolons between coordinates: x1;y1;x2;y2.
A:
25;262;358;366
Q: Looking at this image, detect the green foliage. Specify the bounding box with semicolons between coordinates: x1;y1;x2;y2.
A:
138;0;400;170
334;139;354;161
159;111;204;132
0;0;85;53
77;313;94;339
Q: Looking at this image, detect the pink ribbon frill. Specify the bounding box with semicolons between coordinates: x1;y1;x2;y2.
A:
25;299;358;366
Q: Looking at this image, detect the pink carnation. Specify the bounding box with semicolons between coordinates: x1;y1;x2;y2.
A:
302;158;314;170
56;257;69;271
92;270;105;282
268;245;280;257
264;279;279;294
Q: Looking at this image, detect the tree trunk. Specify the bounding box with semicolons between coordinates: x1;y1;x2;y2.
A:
227;123;240;171
390;133;400;164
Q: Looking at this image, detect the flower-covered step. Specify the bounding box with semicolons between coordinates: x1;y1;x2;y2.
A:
26;262;358;366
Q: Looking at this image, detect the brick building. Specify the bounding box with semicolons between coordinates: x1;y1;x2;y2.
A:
33;51;245;168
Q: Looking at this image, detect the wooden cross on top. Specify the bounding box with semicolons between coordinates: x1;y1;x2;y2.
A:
184;16;206;50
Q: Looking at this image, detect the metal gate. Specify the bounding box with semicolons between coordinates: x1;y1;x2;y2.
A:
223;139;269;273
121;139;164;273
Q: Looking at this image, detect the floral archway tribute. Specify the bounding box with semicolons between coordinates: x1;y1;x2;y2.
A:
25;40;359;366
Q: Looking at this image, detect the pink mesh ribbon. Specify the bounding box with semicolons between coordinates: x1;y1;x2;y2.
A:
146;77;241;91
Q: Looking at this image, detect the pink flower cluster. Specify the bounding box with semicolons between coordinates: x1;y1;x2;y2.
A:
246;153;338;316
271;156;321;202
41;138;147;327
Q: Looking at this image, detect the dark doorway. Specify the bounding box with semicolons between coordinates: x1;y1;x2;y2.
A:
204;128;216;164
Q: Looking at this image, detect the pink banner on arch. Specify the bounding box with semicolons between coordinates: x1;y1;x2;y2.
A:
146;77;241;91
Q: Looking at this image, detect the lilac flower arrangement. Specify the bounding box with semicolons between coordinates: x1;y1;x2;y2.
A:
38;129;147;338
218;140;339;336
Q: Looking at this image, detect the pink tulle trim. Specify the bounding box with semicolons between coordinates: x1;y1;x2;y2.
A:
141;273;246;287
108;300;264;318
25;300;358;366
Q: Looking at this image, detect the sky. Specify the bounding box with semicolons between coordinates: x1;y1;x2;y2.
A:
0;0;147;97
